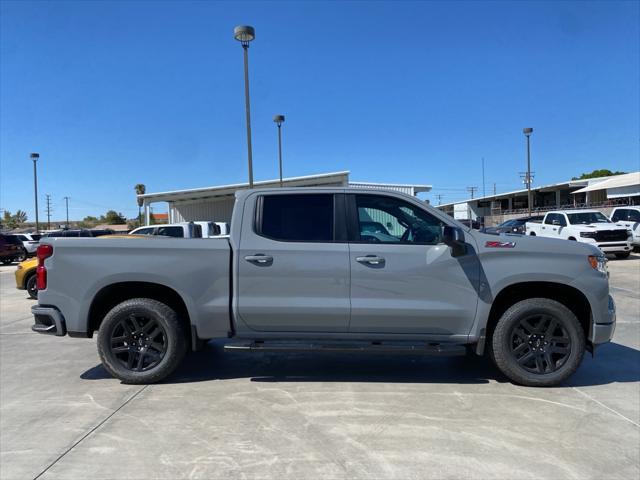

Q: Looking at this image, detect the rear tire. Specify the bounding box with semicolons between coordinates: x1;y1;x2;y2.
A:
26;274;38;299
615;252;630;259
97;298;188;384
16;248;27;262
491;298;585;387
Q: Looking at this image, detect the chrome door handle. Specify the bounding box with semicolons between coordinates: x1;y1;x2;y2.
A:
356;255;385;265
244;254;273;264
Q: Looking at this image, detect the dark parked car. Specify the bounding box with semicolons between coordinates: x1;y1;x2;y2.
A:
0;234;27;264
458;219;482;230
482;215;544;235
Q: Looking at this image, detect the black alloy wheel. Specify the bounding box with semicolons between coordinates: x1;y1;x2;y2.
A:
110;315;167;372
509;314;571;374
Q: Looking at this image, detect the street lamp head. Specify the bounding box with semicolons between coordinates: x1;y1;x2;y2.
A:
30;153;39;160
273;114;285;126
523;127;533;136
234;25;255;46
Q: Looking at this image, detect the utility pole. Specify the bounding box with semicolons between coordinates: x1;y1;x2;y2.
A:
45;194;52;230
523;128;534;216
436;194;444;205
493;183;497;196
466;186;478;199
481;157;486;198
63;196;70;228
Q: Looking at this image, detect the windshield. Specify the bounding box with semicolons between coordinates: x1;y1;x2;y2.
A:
566;212;611;225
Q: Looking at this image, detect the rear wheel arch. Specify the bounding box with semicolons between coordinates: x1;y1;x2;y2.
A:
485;282;591;350
88;282;192;345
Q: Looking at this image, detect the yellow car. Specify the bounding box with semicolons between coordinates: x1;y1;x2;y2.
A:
15;257;38;299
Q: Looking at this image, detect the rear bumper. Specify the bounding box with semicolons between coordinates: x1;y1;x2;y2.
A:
31;305;67;336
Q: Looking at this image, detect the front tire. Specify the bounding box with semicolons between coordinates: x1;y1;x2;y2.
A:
97;298;188;384
615;252;630;259
491;298;585;387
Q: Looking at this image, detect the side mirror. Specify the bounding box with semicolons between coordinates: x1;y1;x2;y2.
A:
442;225;466;257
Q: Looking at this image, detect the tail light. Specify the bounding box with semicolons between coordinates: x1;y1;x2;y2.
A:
36;244;53;290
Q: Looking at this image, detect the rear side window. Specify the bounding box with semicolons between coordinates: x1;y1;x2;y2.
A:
259;194;334;242
157;226;184;238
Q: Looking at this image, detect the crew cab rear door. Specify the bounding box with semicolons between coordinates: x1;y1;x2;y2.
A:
346;193;479;336
236;192;350;332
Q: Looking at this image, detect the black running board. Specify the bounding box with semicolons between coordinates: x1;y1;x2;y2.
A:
224;341;466;356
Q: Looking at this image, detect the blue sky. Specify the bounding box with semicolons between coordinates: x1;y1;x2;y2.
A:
1;0;638;220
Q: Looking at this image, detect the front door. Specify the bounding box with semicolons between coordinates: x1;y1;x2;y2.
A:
236;192;350;333
347;193;479;335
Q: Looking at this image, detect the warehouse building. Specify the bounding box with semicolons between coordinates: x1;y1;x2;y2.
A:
138;171;431;225
438;171;640;226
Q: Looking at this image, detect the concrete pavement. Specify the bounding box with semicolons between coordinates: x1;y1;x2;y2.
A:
1;256;638;479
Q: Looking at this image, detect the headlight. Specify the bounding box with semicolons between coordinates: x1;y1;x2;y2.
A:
588;255;608;275
580;231;597;238
627;229;633;238
16;265;22;270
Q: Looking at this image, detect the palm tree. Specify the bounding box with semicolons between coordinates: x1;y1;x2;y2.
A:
134;184;146;226
14;210;27;225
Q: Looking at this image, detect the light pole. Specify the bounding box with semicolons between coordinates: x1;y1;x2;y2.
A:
30;153;40;233
63;196;70;228
274;115;285;186
234;25;256;188
523;128;533;216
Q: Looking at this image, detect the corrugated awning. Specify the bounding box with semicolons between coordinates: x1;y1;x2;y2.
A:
571;172;640;194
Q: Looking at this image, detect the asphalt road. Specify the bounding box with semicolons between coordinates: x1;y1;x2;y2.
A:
1;256;639;479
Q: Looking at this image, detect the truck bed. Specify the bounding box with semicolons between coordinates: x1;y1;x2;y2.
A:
38;236;232;338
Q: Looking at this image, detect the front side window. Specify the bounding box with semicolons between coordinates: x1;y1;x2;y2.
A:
567;212;610;225
157;226;184;238
133;228;154;235
259;194;334;242
354;195;443;244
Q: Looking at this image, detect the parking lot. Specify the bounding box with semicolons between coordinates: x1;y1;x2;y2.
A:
0;257;638;480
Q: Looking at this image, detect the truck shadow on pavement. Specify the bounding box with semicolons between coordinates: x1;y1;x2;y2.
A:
80;340;639;387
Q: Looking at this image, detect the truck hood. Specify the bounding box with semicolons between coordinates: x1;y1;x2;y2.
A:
571;223;628;231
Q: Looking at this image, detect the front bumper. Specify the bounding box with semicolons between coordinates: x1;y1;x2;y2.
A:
597;242;632;253
31;305;67;336
592;295;616;345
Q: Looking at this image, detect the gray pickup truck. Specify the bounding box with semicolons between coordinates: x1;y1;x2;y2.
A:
31;188;616;386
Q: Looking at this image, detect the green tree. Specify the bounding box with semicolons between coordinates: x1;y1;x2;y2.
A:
134;184;146;226
3;210;17;229
103;210;127;225
572;169;626;180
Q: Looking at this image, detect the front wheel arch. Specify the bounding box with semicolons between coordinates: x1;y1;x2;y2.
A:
484;281;591;354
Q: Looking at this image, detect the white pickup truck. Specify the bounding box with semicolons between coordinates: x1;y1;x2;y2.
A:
610;206;640;249
526;210;632;258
